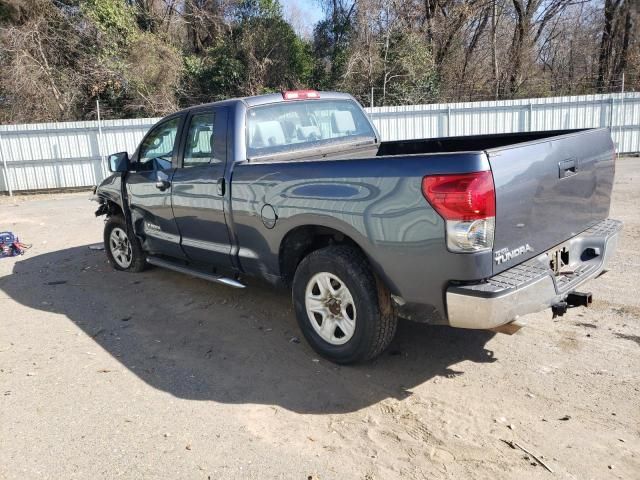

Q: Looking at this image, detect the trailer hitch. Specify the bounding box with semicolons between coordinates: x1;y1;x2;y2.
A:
566;291;593;308
552;291;593;318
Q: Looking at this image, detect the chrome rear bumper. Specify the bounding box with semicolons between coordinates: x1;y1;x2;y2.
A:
446;219;622;329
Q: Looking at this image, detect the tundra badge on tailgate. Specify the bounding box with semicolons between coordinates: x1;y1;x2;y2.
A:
494;244;534;264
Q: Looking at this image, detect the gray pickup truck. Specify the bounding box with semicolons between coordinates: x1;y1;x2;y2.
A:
94;90;622;364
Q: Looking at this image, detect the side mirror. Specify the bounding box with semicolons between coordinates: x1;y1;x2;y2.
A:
108;152;130;173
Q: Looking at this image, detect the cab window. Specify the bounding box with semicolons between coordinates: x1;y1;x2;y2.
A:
246;99;375;159
137;117;180;170
183;112;220;167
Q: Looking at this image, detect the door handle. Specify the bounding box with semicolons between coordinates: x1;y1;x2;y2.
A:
216;177;226;196
559;158;577;178
155;179;170;191
155;171;171;191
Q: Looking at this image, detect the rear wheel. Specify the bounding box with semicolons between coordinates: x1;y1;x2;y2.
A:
104;215;146;272
292;246;397;364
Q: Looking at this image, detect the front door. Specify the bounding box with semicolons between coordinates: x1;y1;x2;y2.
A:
126;114;186;259
171;107;233;268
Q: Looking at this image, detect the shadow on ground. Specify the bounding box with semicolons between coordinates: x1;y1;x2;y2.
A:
1;245;497;413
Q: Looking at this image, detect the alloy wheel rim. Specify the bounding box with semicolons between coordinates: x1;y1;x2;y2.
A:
305;272;356;345
109;227;132;268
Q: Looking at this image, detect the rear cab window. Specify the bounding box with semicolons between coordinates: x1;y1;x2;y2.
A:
246;99;376;161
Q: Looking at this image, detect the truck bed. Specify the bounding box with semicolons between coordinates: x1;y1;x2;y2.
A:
237;127;614;290
376;129;589;156
315;129;591;162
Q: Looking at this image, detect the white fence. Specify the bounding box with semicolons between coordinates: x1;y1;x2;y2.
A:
1;92;639;193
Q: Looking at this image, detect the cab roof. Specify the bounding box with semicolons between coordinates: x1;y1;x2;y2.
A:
174;91;356;115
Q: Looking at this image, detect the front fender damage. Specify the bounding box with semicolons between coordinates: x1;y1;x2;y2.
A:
95;202;109;217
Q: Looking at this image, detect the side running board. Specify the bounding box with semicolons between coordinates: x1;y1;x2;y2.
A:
146;256;246;289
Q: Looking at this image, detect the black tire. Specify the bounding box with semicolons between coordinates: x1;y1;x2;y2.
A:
292;245;397;364
103;215;147;272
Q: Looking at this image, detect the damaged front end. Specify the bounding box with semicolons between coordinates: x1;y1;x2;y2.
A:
92;174;125;218
95;199;110;217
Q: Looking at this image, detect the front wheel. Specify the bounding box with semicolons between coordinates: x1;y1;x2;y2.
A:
292;246;397;364
104;215;147;272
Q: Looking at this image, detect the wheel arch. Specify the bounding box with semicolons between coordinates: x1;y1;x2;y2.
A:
96;193;124;218
277;221;397;296
105;199;124;217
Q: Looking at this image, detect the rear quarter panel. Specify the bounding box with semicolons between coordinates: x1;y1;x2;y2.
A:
229;153;494;320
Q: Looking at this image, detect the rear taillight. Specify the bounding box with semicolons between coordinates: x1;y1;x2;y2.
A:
422;171;496;252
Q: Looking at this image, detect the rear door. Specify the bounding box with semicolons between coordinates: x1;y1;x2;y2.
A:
127;114;186;259
488;128;615;274
171;107;233;268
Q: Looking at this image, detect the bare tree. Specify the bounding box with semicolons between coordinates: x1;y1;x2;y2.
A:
597;0;635;91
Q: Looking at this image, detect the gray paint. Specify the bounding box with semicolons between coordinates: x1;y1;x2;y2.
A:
487;128;614;274
228;153;493;321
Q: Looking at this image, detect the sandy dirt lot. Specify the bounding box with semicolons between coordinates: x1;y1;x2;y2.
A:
0;158;639;480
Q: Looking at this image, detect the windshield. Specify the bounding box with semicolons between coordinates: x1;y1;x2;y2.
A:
246;99;376;159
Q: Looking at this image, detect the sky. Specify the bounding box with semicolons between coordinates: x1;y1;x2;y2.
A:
280;0;325;37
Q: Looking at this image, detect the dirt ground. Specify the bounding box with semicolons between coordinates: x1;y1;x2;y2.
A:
0;158;638;480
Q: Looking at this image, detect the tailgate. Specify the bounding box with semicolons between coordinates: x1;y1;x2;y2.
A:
488;128;615;274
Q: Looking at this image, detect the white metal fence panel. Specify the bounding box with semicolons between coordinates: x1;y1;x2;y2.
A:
1;93;638;193
0;118;159;193
366;93;640;154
